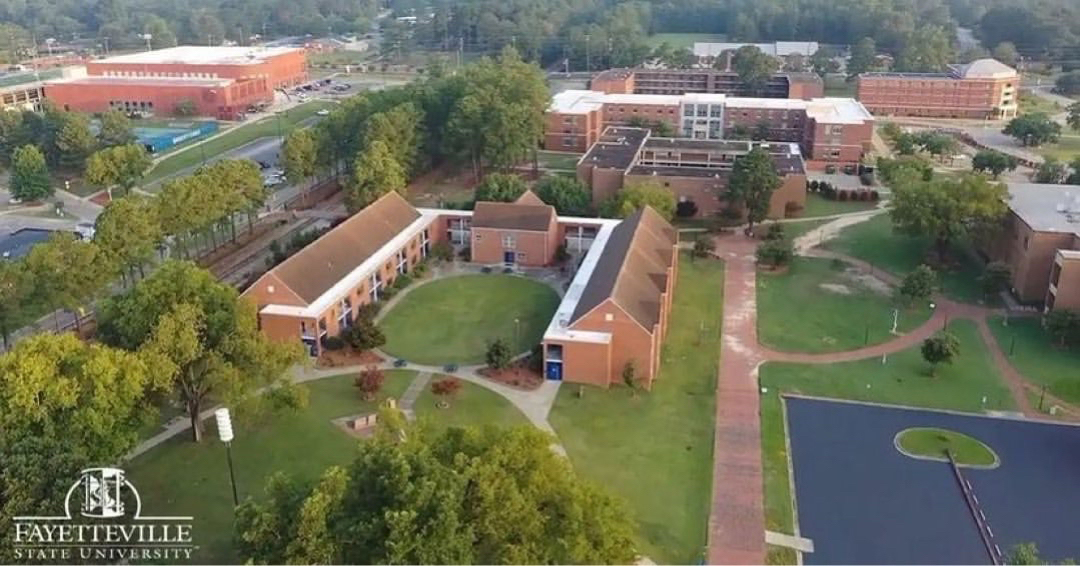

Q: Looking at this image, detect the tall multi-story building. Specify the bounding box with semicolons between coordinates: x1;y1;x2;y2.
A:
546;90;874;169
856;58;1019;119
591;67;823;99
45;45;307;120
986;183;1080;311
575;126;808;219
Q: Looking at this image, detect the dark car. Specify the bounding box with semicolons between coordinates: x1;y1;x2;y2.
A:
257;160;271;170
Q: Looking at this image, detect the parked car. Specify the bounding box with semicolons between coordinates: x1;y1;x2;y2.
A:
257;160;271;170
316;109;330;116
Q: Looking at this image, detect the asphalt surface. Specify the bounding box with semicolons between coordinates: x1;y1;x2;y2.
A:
786;397;1080;565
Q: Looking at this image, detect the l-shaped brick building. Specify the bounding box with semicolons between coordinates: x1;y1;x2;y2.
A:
243;191;679;388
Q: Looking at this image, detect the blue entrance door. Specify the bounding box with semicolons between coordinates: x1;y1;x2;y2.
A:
545;361;563;381
503;251;515;265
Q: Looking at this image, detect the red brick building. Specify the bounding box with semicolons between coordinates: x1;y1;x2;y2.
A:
243;190;679;388
547;90;873;170
856;59;1019;119
590;68;823;99
45;45;307;120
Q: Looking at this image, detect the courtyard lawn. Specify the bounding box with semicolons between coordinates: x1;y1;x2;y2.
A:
823;74;856;98
895;427;998;466
988;315;1080;404
823;214;987;304
412;378;528;432
143;100;337;185
800;192;878;218
1018;91;1062;116
126;371;415;564
536;150;582;171
379;275;561;365
777;218;832;241
1036;135;1080;162
758;257;933;353
550;253;722;564
645;33;726;49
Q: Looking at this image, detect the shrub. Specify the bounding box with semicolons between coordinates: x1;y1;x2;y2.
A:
756;238;794;268
356;302;381;321
870;190;880;201
837;189;849;201
692;235;716;260
459;246;472;262
343;318;386;351
859;171;874;186
825;164;837;174
392;273;413;290
380;286;399;300
921;332;959;376
431;377;463;406
412;262;429;278
897;264;937;306
555;242;571;263
502;267;514;274
322;335;345;351
808;180;819;192
481;266;493;273
353;366;385;401
431;241;454;262
764;223;786;241
675;199;699;218
486;338;513;370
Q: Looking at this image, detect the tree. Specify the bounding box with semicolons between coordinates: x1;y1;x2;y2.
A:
535;175;592;216
600;181;676;220
656;45;694;69
1035;158;1069;184
431;377;463;407
0;261;30;350
894;26;953;72
348;140;406;212
97;109;136;147
725;147;781;232
353;366;385;401
692;235;715;261
10;145;52;201
756;238;793;268
174;98;198;117
94;195;162;281
897;265;937;306
731;45;781;92
343;317;385;351
1003;113;1062;147
1044;310;1080;349
991;42;1019;67
0;333;162;562
143;16;178;49
235;425;638;564
473;173;526;203
55;113;96;171
282;128;319;189
24;233;116;332
921;332;959;376
625;116;675;137
847;37;877;78
911;131;959;160
84;143;152;198
1067;102;1080;132
676;199;699;218
810;45;840;78
1055;71;1080;96
621;360;637;395
971;150;1018;178
97;261;303;442
888;173;1008;261
979;261;1011;300
958;47;990;63
486;338;512;370
363;102;425;176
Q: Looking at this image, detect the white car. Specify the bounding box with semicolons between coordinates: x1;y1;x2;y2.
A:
316;109;330;116
263;176;283;188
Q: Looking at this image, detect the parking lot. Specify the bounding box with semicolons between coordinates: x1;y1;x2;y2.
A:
786;397;1080;564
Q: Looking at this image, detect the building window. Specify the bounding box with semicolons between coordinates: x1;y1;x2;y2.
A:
502;234;516;249
421;228;430;257
516;251;526;262
563;137;574;147
396;250;408;275
369;272;382;302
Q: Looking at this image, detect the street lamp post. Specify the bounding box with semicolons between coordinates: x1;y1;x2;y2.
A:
141;34;152;51
215;408;239;507
513;318;520;352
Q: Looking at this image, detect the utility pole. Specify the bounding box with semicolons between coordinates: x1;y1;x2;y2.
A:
457;36;463;69
102;36;110;56
585;34;590;72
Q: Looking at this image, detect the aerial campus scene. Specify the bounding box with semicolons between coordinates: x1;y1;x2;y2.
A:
0;1;1078;565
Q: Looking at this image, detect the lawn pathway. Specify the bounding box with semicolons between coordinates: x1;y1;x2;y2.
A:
398;371;433;420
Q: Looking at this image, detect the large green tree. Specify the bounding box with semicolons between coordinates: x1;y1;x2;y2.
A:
0;261;30;350
84;143;152;198
97;261;303;441
24;233;116;332
97;109;136;147
94;195;163;281
730;45;781;92
348;140;406;212
1003;113;1062;147
846;37;878;78
894;26;954;72
282;128;318;189
473;172;527;203
888;173;1008;261
10;145;52;201
971;150;1018;178
236;424;638;564
55;112;97;172
725;147;781;232
600;181;676;220
535;175;592;216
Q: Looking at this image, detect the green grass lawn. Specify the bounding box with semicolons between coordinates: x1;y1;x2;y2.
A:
800;192;878;218
126;371;415;563
1036;135;1080;161
760;319;1015;545
550;253;722;564
645;33;727;48
778;218;832;241
536;150;582;170
823;214;987;304
988;315;1080;404
380;275;560;365
896;427;997;466
1018;91;1062;116
142;100;337;186
757;257;932;353
412;377;528;432
823;74;856;98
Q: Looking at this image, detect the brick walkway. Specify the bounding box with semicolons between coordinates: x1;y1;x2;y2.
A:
708;236;767;564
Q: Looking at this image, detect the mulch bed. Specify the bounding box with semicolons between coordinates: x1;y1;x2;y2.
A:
316;349;384;368
477;362;544;390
